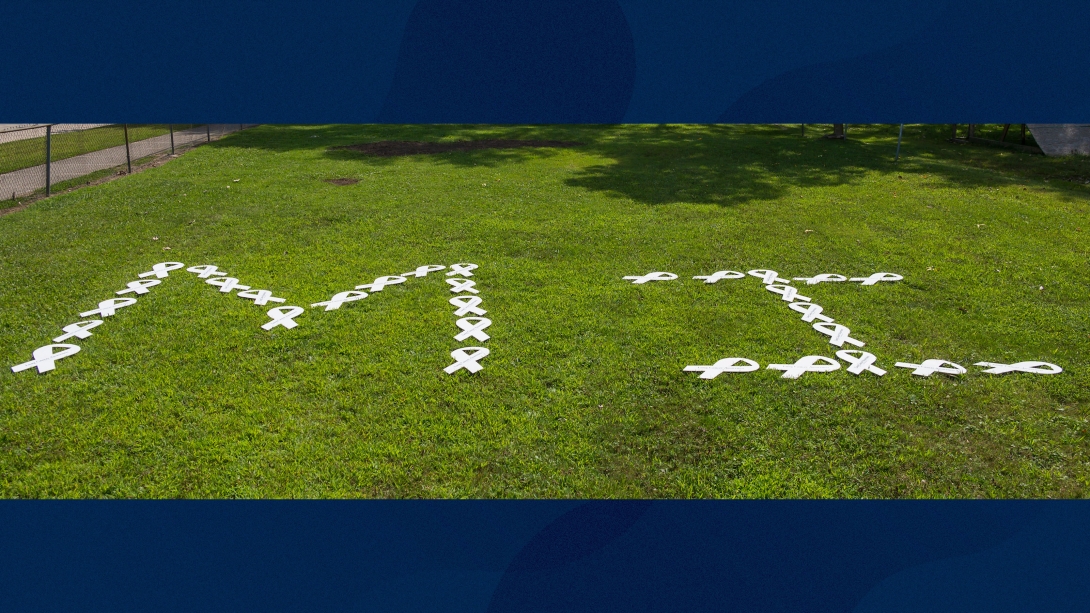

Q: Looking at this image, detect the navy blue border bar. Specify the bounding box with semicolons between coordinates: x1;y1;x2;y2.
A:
2;501;1089;612
2;1;1087;122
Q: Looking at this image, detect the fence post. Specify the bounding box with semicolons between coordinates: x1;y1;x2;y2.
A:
206;124;211;142
124;124;132;173
45;125;52;196
895;123;904;161
800;124;805;137
169;124;175;154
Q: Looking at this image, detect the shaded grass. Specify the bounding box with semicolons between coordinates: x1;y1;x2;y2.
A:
0;123;1088;498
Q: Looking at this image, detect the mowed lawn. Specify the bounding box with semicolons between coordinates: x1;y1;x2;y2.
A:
1;124;1087;498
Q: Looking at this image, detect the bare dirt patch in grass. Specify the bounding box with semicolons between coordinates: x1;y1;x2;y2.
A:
329;139;583;157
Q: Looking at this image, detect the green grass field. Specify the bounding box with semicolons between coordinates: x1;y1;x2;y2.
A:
1;124;1088;498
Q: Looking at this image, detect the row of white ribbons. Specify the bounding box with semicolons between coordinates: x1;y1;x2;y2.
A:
685;354;1063;379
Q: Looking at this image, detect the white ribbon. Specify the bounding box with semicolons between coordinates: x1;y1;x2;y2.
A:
766;356;841;379
974;361;1063;375
11;344;81;374
450;295;487;316
444;347;489;374
793;274;848;285
748;269;789;284
788;301;834;323
693;271;745;284
138;262;185;279
116;279;161;295
455;317;492;342
622;272;678;284
53;320;104;342
766;284;810;302
80;297;137;318
850;272;903;285
237;290;286;306
310;290;368;311
187;264;228;278
403;265;446;278
683;357;759;379
207;277;251;293
813;322;865;347
446;263;478;277
446;278;479;294
355;275;406;292
835;350;887;376
894;359;966;377
262;306;304;330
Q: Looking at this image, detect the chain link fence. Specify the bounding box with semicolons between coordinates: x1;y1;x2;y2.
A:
1;124;257;202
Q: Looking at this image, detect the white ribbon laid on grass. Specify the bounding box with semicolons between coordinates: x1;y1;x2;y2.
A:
793;274;848;285
310;290;368;311
850;273;903;285
836;350;886;376
766;284;810;302
974;361;1063;375
80;298;136;318
403;265;446;278
748;269;789;284
187;265;228;278
683;357;760;379
693;271;745;284
813;322;865;347
623;272;678;284
447;263;478;277
139;262;185;279
53;320;104;342
444;347;489;374
116;279;161;295
766;356;841;379
11;344;80;374
455;317;492;342
356;275;406;292
894;359;966;377
207;277;251;293
447;278;479;294
237;290;286;306
262;306;304;330
788;301;834;323
450;296;487;316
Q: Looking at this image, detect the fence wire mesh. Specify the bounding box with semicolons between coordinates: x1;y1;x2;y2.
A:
1;124;256;202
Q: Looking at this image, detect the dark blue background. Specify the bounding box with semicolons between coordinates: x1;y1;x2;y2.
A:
2;0;1087;122
2;501;1089;611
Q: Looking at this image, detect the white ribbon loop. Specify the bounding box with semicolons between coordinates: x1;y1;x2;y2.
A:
748;269;789;284
793;274;848;285
894;359;966;377
80;298;137;318
310;290;368;311
355;275;407;292
455;317;492;342
11;344;81;374
788;301;834;323
444;347;489;374
766;284;810;302
450;295;487;316
813;322;865;347
693;271;745;284
974;361;1063;375
237;290;287;306
403;265;446;278
206;277;251;293
446;263;479;277
850;272;903;285
447;278;479;294
187;265;228;279
683;357;760;379
262;306;304;330
139;262;185;279
116;279;161;295
836;350;887;376
53;320;104;342
622;272;678;284
766;356;841;379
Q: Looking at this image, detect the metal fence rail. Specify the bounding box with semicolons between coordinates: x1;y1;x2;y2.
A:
1;124;256;202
